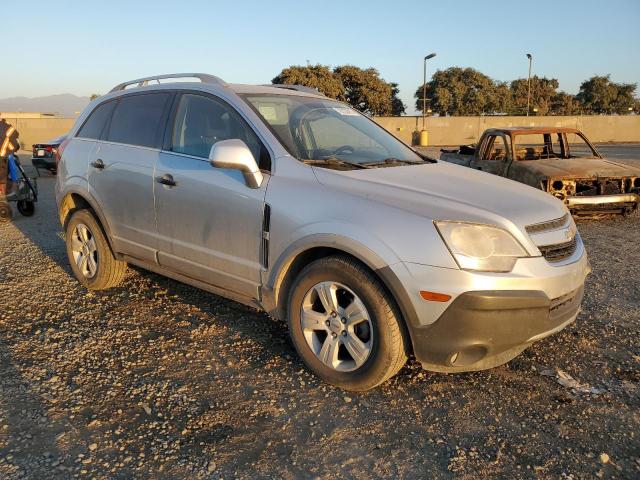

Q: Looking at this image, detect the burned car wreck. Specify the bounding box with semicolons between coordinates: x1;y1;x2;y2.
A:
440;127;640;217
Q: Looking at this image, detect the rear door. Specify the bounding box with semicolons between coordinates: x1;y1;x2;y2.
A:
470;134;511;176
65;100;116;186
154;92;270;298
88;92;172;262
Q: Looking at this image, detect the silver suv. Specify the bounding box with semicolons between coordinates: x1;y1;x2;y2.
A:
56;73;590;391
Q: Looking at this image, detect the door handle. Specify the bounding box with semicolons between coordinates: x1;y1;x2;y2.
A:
91;159;105;170
157;173;176;187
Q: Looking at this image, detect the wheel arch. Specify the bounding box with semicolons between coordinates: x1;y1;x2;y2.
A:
58;190;117;254
264;237;419;354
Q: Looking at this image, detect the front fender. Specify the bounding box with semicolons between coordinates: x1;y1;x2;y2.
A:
267;227;400;291
263;222;404;317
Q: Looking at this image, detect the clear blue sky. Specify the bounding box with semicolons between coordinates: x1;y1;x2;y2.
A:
5;0;640;113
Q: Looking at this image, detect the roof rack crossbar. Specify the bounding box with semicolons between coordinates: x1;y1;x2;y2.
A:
109;73;227;93
267;84;325;96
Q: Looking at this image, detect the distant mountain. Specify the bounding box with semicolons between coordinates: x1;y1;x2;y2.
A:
0;94;90;117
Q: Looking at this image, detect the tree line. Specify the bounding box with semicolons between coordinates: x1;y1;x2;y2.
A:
271;64;638;116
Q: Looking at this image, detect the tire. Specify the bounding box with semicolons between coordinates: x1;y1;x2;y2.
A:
65;209;127;290
17;200;35;217
287;255;408;391
0;201;12;223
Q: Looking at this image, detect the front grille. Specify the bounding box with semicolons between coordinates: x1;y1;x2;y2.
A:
538;237;577;263
525;213;569;234
575;178;622;196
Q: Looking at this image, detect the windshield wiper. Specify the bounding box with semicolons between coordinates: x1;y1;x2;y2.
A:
303;158;373;169
362;157;424;167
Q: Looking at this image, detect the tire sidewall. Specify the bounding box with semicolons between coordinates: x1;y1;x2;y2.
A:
288;259;401;390
17;200;35;216
65;210;109;289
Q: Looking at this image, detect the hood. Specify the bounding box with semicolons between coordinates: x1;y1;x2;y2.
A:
312;161;567;229
518;157;640;179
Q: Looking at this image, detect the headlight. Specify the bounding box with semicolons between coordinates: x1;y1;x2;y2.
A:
435;221;529;272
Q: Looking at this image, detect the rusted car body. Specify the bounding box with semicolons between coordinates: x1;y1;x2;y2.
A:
440;127;640;217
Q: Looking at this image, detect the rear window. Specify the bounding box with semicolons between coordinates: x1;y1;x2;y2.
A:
107;93;170;148
77;101;116;140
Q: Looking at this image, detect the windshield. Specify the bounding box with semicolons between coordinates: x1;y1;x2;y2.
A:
565;132;600;158
512;132;600;160
242;94;423;168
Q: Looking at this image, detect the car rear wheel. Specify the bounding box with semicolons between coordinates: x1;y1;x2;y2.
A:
287;255;408;391
65;209;127;290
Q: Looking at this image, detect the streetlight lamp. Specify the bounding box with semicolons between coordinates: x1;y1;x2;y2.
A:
422;53;437;129
526;53;533;117
421;52;436;146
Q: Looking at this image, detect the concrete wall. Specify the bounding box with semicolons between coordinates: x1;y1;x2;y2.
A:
373;115;640;146
2;115;639;150
0;117;76;149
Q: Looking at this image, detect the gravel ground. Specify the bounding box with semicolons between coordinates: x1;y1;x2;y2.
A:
0;169;639;479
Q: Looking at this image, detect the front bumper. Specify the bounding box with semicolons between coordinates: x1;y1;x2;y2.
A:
566;193;639;215
386;240;590;372
411;286;584;372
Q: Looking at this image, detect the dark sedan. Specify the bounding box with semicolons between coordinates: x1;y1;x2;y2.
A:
32;134;66;174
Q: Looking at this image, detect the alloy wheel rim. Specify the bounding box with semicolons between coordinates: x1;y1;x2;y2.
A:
300;281;373;372
71;223;98;279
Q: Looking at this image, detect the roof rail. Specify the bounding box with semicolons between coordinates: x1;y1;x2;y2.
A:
267;84;325;96
109;73;227;93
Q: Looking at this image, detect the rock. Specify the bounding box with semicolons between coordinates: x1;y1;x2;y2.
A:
599;453;610;464
207;461;216;473
141;403;152;415
343;396;352;403
89;443;98;451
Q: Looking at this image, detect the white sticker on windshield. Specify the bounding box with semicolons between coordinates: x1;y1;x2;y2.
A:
258;105;278;122
332;107;359;116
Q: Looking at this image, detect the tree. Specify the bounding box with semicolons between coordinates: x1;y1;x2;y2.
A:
272;65;344;100
576;75;637;114
510;76;559;115
334;65;404;115
89;93;101;101
389;83;406;116
550;91;582;115
414;67;507;116
272;64;406;115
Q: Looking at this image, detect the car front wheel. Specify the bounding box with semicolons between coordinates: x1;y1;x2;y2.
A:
287;255;408;391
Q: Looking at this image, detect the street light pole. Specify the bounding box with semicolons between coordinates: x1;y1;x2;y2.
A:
423;53;436;130
526;53;532;117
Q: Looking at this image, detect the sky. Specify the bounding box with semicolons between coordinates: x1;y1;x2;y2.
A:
4;0;640;114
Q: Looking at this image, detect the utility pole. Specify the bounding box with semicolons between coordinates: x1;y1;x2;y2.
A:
526;53;533;116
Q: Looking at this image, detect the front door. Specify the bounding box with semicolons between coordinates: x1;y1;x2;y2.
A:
470;134;511;176
154;92;270;298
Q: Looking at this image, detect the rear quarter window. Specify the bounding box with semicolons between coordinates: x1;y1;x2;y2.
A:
76;101;116;140
107;93;170;148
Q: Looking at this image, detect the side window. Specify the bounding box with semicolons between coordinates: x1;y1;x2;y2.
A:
77;101;116;140
171;93;270;170
481;135;508;161
107;93;170;148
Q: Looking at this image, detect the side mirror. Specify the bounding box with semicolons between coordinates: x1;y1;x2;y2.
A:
209;139;264;189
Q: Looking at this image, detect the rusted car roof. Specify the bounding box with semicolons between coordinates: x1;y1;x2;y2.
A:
484;126;582;136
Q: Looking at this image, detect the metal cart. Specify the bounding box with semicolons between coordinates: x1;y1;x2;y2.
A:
0;154;38;223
